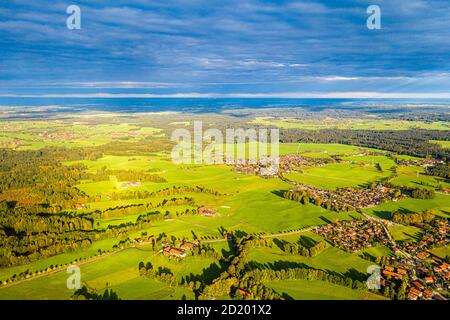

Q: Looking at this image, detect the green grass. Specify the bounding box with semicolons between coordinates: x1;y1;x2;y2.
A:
365;193;450;220
388;225;422;242
265;279;386;300
390;166;450;190
430;140;450;149
1;125;448;301
246;245;373;278
285;162;389;190
251;117;450;131
0;239;119;281
359;245;394;259
430;245;450;259
0;247;206;300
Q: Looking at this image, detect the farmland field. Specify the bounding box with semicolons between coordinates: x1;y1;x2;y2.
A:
0;109;449;301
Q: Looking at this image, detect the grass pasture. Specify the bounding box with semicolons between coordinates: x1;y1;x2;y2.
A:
265;279;386;300
285;162;389;190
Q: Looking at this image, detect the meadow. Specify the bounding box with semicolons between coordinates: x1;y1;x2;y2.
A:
265;279;386;300
251;117;450;131
0;113;448;301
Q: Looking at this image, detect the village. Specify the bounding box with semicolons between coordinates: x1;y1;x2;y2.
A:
312;219;392;252
232;154;336;177
396;158;445;168
286;184;402;211
397;219;449;257
381;252;449;300
0;139;23;148
313;217;449;300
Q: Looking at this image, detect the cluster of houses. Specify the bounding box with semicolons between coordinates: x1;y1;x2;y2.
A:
36;131;76;141
313;220;391;252
121;181;142;189
232;158;279;178
277;154;333;173
0;139;22;148
110;131;145;138
396;158;445;168
381;254;450;300
1;125;17;131
198;205;217;217
232;154;335;178
398;219;449;256
161;241;198;259
294;184;401;210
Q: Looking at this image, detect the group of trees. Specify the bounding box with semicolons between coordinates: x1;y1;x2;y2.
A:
279;129;450;160
279;239;327;257
0;203;95;267
90;167;166;183
89;197;196;219
247;267;366;291
392;210;436;225
109;185;225;201
199;236;283;300
72;286;121;300
283;188;353;212
410;188;435;199
426;163;449;179
0;149;90;208
138;262;177;286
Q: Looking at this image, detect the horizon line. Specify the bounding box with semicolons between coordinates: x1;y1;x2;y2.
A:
2;92;450;99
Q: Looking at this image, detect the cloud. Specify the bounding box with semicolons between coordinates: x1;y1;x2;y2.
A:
0;0;449;96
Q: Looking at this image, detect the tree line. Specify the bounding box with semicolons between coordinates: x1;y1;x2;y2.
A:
279;129;450;160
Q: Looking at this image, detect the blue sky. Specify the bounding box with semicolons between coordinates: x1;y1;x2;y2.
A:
1;0;450;98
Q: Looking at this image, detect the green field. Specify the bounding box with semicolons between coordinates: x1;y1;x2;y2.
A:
251;117;450;131
265;279;386;300
0;247;196;300
285;162;390;190
246;245;373;277
365;193;450;220
1;113;449;301
390;166;450;190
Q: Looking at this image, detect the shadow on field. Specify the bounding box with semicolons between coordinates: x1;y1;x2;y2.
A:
270;190;288;198
281;292;295;300
371;210;392;220
298;235;317;248
246;260;312;272
343;268;367;282
404;232;421;241
319;216;333;224
182;262;225;286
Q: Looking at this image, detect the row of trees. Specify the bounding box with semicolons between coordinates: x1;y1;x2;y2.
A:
247;267;366;291
279;129;450;160
72;286;121;300
90;167;166;183
86;197;196;219
109;185;226;201
426;164;449;179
